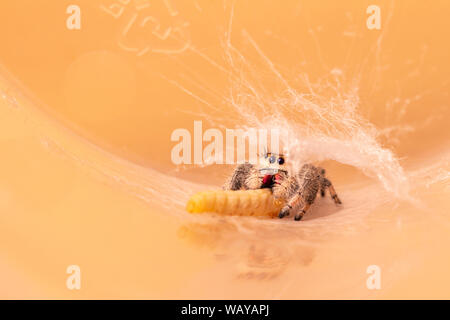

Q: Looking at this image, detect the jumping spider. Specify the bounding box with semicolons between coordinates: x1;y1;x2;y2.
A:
223;152;342;221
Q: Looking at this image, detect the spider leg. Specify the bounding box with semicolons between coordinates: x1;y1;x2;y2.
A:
294;203;311;221
278;204;291;218
318;167;326;197
322;178;342;205
245;166;262;190
278;192;302;219
223;163;258;190
328;184;342;204
320;186;326;197
272;173;295;199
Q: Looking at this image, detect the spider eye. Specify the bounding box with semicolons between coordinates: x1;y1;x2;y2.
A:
269;155;276;164
277;157;285;165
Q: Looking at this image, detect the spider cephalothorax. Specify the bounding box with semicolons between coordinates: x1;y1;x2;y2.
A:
223;152;341;221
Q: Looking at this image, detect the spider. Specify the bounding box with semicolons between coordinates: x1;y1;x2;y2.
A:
223;152;342;221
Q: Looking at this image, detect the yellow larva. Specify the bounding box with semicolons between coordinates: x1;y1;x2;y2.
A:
186;189;285;218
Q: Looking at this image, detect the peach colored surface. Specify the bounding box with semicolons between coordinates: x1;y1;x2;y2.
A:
0;0;449;299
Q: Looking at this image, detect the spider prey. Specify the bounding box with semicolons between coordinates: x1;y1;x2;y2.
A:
223;152;342;221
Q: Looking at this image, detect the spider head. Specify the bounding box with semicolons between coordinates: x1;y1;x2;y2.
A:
258;152;287;175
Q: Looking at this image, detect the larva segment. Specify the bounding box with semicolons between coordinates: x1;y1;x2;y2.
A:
186;189;285;218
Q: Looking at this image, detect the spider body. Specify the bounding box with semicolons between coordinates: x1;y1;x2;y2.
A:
223;153;341;221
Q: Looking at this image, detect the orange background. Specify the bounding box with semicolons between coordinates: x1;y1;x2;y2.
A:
0;0;449;298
